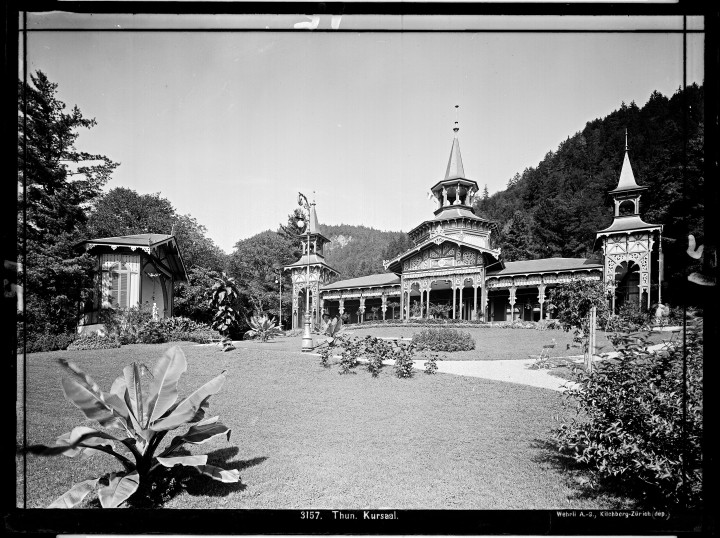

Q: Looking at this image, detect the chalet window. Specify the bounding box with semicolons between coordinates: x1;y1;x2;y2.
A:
101;254;140;309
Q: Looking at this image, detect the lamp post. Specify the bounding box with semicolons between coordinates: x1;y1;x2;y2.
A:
274;273;282;329
296;193;313;352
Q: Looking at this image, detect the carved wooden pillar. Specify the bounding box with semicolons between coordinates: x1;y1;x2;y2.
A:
451;283;456;319
538;284;546;320
359;296;366;323
480;269;487;322
458;282;464;320
473;281;478;320
381;294;387;320
338;297;345;316
509;286;517;322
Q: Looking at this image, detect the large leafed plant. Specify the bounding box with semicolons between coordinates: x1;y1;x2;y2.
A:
29;346;239;508
244;313;283;342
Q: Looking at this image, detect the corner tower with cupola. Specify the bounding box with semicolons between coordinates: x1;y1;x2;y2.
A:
284;200;339;329
384;121;502;320
595;132;662;312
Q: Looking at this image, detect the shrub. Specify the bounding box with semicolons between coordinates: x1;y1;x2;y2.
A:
137;321;168;344
393;343;416;379
244;314;283;342
67;334;121;351
362;336;394;378
338;336;363;375
27;347;239;508
411;328;475;352
99;305;153;345
21;332;77;353
423;354;439;375
552;322;703;508
608;302;652;332
537;319;563;331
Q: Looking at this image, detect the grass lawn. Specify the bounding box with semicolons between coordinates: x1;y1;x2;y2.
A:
17;341;636;510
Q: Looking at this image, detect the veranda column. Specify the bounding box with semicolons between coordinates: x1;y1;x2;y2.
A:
419;288;424;319
319;297;325;325
381;294;387;321
338;298;345;319
538;284;546;320
472;277;478;320
458;283;464;320
359;296;366;323
480;269;487;322
451;283;456;319
509;286;517;322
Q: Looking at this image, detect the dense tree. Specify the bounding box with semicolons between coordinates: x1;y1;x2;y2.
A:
473;84;704;304
172;214;226;272
86;187;176;238
382;232;414;262
227;230;296;324
18;71;118;336
500;211;536;261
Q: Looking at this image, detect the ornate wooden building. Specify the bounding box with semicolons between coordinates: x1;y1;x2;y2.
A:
75;233;188;330
285;126;661;326
283;202;339;329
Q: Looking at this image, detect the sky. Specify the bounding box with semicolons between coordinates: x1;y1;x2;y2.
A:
21;14;705;253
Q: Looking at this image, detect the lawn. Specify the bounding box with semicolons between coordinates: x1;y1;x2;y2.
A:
16;340;635;510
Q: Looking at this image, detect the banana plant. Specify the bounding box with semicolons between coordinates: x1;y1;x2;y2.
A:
28;346;239;508
244;314;283;342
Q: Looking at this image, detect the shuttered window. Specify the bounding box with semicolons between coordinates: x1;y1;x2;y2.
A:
101;254;140;309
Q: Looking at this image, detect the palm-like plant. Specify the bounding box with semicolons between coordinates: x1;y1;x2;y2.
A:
28;346;239;508
244;313;284;342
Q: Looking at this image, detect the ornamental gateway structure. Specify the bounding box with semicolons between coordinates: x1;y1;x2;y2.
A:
284;125;663;329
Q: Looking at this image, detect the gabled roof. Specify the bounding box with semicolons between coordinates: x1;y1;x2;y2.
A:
384;234;501;274
488;257;602;276
322;273;400;291
79;233;175;248
75;233;188;281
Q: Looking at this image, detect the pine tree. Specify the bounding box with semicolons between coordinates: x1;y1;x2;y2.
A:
18;71;118;336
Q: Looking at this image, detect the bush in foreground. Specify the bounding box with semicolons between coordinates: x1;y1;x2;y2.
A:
411;327;475;352
27;346;239;508
67;334;121;351
20;331;77;353
552;322;703;509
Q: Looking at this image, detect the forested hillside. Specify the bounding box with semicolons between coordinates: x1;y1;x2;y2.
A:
319;224;413;280
474;84;704;303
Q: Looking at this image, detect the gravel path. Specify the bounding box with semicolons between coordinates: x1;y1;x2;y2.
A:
417;358;579;392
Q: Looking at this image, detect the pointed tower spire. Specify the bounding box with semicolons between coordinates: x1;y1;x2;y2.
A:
309;199;319;234
613;129;641;192
445;107;465;180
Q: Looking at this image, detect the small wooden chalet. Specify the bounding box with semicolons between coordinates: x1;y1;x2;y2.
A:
75;233;188;330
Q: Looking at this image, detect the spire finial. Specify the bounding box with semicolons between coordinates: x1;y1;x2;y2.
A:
625;128;628;152
453;105;460;135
